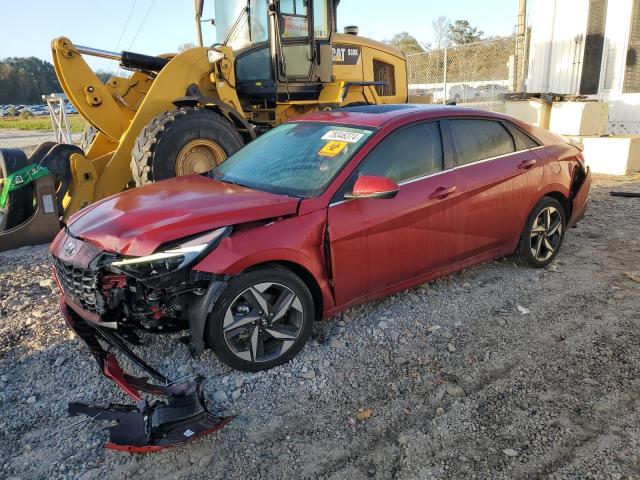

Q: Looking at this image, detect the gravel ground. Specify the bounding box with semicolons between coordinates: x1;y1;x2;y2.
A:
0;130;81;152
0;168;639;479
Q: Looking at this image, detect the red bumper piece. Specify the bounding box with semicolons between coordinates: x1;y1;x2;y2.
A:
60;299;233;452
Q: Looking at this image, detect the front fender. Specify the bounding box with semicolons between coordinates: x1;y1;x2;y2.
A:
192;211;335;312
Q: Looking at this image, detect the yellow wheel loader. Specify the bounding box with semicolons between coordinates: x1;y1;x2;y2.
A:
0;0;408;252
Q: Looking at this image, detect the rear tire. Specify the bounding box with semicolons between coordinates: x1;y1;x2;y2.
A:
515;196;566;268
130;107;244;187
206;266;315;372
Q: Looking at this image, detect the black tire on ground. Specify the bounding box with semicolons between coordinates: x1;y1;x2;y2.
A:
206;266;315;372
515;196;567;268
0;148;34;230
130;107;244;187
80;125;98;154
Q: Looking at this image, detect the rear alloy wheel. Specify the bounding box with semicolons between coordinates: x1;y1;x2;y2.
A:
516;196;566;268
207;267;314;371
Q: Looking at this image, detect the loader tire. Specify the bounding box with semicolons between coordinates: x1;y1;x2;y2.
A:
130;107;244;186
0;148;34;231
80;125;98;154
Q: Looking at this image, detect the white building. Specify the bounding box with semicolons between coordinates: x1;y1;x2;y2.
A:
527;0;640;134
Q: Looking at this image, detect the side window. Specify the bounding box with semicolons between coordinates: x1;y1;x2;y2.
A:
504;122;541;151
449;119;515;165
358;122;444;183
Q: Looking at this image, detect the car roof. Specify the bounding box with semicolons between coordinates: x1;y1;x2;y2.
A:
294;104;508;128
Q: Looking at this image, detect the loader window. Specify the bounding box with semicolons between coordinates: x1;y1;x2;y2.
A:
236;47;272;81
215;0;268;50
280;0;310;38
374;60;396;96
313;0;329;38
280;0;308;16
283;44;313;77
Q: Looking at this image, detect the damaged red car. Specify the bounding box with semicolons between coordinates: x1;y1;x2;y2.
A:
52;104;591;372
51;105;590;449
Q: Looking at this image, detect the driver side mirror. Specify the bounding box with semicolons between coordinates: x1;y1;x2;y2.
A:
344;175;399;200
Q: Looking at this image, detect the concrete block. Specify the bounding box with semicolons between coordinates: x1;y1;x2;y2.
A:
581;135;640;175
504;99;551;129
549;101;608;136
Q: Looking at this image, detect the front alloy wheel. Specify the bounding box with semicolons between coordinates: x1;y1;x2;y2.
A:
223;283;304;363
207;267;314;371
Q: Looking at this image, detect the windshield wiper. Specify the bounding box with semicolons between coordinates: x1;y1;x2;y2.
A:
223;4;249;46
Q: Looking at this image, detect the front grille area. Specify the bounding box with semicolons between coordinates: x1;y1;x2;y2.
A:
53;256;105;315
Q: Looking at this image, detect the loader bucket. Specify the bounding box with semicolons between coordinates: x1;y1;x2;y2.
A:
0;144;76;252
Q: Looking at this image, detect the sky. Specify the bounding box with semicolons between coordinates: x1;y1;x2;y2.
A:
0;0;522;71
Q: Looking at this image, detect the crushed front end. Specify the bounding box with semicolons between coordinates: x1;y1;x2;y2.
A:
50;227;233;452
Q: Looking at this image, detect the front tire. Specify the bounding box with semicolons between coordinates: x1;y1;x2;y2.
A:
515;196;566;268
130;107;244;187
206;266;315;372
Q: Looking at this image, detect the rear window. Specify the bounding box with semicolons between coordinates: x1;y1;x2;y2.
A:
449;119;516;165
505;122;541;150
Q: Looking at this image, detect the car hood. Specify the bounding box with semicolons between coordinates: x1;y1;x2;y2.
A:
67;175;300;256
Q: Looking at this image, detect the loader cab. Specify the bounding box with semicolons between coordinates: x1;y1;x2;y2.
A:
214;0;335;105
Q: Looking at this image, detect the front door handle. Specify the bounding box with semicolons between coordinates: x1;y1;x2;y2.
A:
518;159;537;170
429;186;457;200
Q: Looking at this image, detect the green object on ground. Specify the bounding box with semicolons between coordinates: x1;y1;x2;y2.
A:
0;164;50;208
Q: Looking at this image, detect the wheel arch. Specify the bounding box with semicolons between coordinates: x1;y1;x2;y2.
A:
173;88;256;143
541;190;571;220
244;260;325;322
510;187;571;254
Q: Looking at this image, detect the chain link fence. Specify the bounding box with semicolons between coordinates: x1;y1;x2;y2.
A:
407;34;528;111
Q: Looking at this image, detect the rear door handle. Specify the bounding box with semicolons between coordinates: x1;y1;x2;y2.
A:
429;186;457;200
518;159;537;170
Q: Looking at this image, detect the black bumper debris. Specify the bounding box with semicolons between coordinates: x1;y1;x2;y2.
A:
60;299;233;452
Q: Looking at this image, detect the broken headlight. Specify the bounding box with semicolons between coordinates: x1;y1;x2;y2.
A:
110;227;230;279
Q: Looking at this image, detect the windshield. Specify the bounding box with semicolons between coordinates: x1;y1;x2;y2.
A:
212;123;375;198
214;0;269;50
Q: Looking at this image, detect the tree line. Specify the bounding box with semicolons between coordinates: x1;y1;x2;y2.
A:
0;57;111;105
385;18;486;55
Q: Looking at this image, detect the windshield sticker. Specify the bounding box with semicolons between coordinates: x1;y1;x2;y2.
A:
318;141;348;157
321;130;365;143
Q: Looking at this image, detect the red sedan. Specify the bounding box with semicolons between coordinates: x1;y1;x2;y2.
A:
51;105;591;373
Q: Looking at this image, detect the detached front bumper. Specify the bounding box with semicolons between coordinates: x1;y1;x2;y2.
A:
59;299;232;452
568;165;591;227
